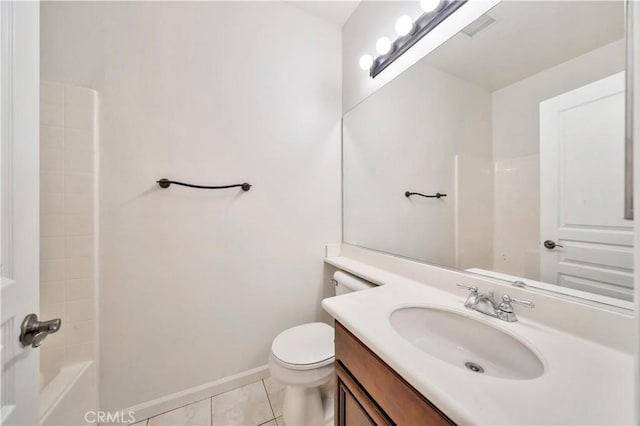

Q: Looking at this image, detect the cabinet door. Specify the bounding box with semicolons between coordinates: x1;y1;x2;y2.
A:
335;322;455;425
338;380;375;426
336;363;391;426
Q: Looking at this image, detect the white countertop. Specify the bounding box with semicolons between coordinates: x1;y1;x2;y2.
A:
322;258;634;425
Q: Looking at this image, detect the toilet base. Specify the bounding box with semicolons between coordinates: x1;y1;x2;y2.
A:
268;354;334;426
282;382;334;426
283;385;322;426
320;379;335;425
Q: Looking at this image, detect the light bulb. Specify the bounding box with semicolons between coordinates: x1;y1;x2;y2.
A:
420;0;441;13
395;15;413;36
376;37;392;55
359;54;373;70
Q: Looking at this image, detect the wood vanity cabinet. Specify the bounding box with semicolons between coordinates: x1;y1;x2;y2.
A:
335;322;455;426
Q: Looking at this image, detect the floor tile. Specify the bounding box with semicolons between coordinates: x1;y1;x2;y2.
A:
275;417;285;426
212;380;273;426
259;421;277;426
129;421;148;426
148;399;211;426
263;377;285;418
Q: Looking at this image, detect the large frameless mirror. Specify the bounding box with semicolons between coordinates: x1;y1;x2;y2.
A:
343;0;633;307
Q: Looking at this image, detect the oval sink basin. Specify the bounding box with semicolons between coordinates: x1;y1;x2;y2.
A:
389;307;544;380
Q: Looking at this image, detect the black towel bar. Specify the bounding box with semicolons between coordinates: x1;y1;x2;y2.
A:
157;178;251;191
405;191;446;199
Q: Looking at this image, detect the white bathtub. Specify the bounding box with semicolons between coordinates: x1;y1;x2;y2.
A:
40;361;98;426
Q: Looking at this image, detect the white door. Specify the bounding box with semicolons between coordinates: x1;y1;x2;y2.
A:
1;1;40;425
540;72;634;300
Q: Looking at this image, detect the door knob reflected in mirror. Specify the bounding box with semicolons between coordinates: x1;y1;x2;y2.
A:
543;240;563;250
19;313;62;348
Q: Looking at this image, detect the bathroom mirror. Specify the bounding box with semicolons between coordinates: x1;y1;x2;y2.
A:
343;1;633;305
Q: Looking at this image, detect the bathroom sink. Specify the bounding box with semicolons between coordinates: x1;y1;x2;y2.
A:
389;307;544;380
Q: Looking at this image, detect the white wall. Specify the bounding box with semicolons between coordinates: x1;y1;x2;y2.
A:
39;81;97;388
491;39;625;276
492;39;625;162
343;59;493;269
41;1;341;412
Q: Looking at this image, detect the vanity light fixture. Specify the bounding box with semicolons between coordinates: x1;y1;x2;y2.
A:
395;15;414;36
362;0;467;78
420;0;441;13
375;37;392;55
359;54;374;70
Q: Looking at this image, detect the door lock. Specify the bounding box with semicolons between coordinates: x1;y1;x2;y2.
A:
543;240;564;250
19;313;61;348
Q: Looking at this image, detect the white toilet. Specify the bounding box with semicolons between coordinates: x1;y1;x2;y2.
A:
268;271;375;426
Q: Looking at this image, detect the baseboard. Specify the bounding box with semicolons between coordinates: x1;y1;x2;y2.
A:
123;365;270;422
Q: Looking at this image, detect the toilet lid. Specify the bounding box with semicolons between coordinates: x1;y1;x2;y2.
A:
271;322;334;370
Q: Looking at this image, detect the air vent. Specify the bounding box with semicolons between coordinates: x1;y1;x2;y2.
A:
462;14;495;37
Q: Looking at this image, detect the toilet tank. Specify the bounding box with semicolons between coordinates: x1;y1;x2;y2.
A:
333;270;376;295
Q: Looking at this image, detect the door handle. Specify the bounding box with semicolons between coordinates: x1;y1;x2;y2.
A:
543;240;563;250
19;313;62;348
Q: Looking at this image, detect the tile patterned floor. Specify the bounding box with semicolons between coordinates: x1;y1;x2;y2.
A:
131;378;287;426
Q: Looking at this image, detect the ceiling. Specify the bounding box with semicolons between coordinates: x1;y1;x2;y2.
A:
285;1;361;27
423;1;624;91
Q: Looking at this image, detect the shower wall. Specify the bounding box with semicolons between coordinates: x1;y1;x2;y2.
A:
39;81;97;387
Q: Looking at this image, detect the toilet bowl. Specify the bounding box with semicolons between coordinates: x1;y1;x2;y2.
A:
268;271;375;426
269;322;335;426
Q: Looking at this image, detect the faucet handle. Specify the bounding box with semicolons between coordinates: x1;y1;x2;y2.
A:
456;284;478;293
501;294;535;309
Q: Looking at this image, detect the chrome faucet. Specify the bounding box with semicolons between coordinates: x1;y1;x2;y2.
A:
456;284;534;322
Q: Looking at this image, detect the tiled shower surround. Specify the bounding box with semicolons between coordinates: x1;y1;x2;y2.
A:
39;81;97;387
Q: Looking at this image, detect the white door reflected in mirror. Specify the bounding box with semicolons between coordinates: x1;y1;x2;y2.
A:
540;72;633;301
